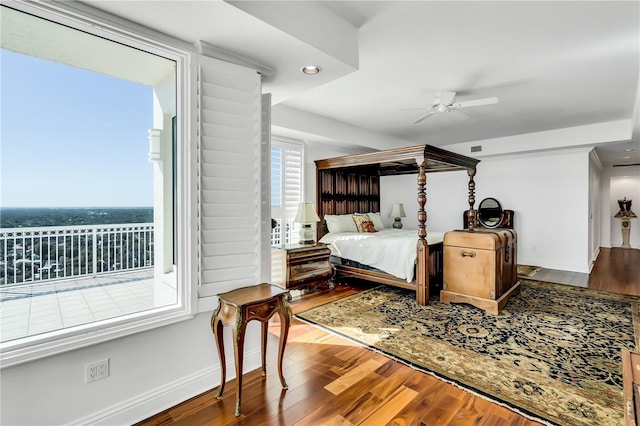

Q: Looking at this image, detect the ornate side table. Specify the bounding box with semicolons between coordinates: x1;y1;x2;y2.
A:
211;283;291;416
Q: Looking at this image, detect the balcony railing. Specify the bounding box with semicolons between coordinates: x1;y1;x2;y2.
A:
270;218;299;247
0;223;154;286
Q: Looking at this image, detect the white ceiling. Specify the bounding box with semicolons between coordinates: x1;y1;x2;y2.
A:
83;0;640;166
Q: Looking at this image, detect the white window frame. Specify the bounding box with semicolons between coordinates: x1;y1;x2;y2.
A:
0;0;197;368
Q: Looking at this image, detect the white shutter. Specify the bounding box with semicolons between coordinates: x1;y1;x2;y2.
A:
197;55;261;304
260;93;272;282
283;144;303;243
271;139;303;245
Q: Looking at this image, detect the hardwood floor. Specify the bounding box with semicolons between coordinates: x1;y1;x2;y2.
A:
588;247;640;296
136;248;639;426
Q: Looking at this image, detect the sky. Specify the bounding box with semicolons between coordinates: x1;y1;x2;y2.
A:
1;49;154;208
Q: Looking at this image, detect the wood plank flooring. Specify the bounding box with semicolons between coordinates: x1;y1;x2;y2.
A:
588;247;640;296
136;247;639;426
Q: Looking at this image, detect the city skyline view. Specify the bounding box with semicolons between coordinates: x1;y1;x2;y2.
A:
1;48;154;208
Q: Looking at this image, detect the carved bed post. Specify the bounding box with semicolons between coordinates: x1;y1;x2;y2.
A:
415;156;429;305
466;167;477;230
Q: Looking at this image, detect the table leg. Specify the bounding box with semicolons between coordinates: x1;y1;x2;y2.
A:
261;321;268;376
232;322;246;416
211;312;226;399
277;306;290;389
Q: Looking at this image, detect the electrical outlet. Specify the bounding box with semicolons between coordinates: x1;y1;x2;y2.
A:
86;358;109;383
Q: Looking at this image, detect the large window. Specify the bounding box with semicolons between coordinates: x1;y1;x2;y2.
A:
270;139;303;246
0;3;192;367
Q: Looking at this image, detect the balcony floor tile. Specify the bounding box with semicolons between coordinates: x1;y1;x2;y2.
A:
0;269;172;343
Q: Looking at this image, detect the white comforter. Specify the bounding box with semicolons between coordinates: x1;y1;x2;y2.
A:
319;229;444;282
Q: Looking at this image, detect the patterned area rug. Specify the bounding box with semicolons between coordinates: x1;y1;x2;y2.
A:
296;279;640;426
518;264;542;277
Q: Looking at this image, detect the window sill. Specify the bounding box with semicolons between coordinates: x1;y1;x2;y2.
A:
0;305;193;369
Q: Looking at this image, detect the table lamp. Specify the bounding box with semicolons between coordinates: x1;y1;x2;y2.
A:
389;203;406;229
294;202;321;244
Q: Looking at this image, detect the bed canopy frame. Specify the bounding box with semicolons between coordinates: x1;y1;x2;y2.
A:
315;144;480;305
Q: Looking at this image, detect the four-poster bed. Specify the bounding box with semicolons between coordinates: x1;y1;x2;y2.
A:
315;144;480;306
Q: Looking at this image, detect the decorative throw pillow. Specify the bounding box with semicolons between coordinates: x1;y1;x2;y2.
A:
352;213;371;232
361;221;377;233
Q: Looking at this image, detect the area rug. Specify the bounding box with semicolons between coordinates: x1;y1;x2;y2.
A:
517;264;542;277
296;279;640;426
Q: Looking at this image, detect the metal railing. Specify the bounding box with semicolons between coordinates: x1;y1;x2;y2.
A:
0;223;154;286
270;218;298;246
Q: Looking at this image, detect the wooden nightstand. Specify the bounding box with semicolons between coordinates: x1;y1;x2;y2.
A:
271;243;334;289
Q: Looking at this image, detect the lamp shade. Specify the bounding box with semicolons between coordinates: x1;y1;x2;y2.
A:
294;202;321;224
389;203;406;218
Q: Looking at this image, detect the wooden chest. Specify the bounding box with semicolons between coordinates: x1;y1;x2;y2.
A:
442;229;520;314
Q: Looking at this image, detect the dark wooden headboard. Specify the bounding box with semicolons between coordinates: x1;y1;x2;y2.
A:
315;166;380;238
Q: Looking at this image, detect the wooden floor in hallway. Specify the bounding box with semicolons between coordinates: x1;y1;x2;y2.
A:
136;247;639;426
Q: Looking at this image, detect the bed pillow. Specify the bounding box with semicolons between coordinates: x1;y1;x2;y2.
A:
325;214;358;233
352;213;372;232
367;212;385;230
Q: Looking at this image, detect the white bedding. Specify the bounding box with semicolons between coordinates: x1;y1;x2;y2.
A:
319;229;444;282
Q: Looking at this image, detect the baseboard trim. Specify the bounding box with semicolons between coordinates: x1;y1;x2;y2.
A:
589;247;600;273
518;258;590;274
70;349;261;426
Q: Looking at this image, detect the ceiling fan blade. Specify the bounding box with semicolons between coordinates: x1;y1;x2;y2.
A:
439;91;456;106
456;96;498;108
411;112;435;125
452;109;471;120
400;107;430;111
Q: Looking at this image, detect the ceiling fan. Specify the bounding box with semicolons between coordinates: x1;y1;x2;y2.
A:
406;91;498;124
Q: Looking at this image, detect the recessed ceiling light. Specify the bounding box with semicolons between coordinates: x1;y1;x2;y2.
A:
301;65;321;75
624;156;631;159
624;148;635;152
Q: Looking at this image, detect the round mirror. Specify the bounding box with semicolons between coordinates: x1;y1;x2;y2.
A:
478;197;503;228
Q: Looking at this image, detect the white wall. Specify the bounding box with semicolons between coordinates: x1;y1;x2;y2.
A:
601;165;640;249
380;148;593;273
0;313;263;425
381;170;470;231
